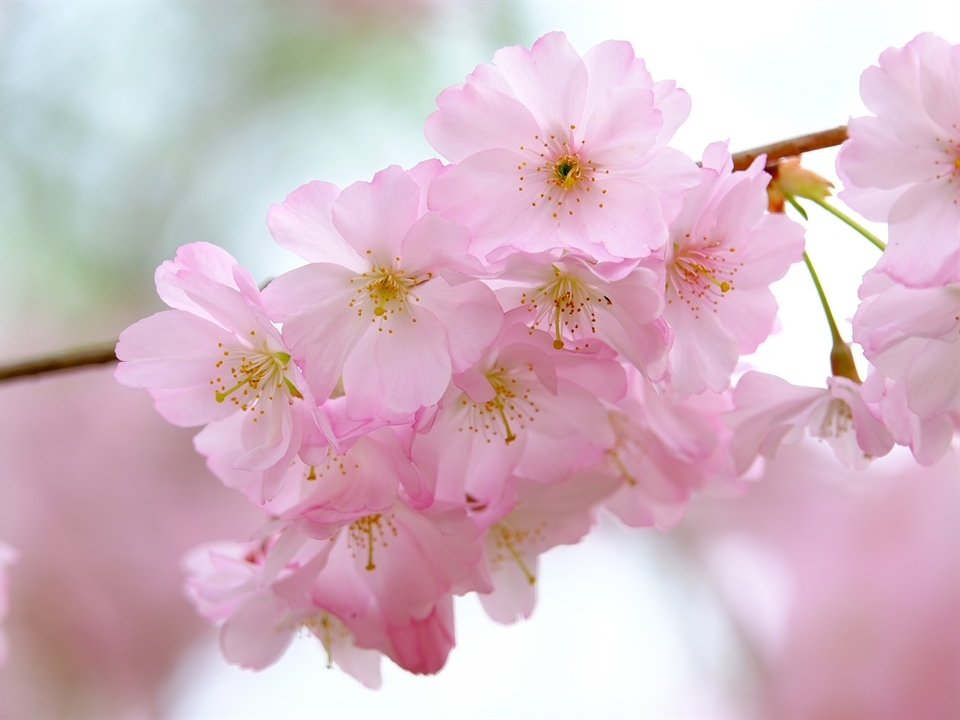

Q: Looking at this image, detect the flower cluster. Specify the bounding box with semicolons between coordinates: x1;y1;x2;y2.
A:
114;31;958;684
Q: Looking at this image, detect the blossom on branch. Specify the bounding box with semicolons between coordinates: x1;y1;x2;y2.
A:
115;242;314;501
426;31;699;263
837;33;960;288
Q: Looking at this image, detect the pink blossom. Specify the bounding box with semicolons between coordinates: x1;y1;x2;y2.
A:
184;539;383;687
854;271;959;419
285;499;482;675
727;371;894;471
426;31;699;262
412;309;626;506
837;33;960;288
0;542;15;667
262;162;503;421
602;371;739;530
470;474;619;624
663;143;805;396
493;252;670;381
860;372;958;467
115;242;311;498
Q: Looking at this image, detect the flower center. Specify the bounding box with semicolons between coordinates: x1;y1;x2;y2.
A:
350;264;430;330
456;365;539;445
211;337;302;419
818;398;854;439
517;131;610;218
552;155;583;190
489;521;537;584
520;265;607;349
300;612;351;669
666;237;742;319
346;513;396;571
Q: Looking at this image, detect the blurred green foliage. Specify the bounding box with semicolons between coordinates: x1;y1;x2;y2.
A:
0;2;524;354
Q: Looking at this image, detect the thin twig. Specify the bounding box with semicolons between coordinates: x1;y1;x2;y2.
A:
0;125;852;385
0;344;118;383
730;125;848;171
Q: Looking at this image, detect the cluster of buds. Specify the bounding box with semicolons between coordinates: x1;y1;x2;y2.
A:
113;31;958;685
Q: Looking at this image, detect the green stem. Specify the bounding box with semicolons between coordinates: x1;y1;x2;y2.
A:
809;197;886;251
802;250;860;383
802;251;843;345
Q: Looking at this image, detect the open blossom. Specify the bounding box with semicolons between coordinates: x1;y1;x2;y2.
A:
837;33;960;288
469;473;619;625
663;143;805;396
183;540;383;688
115;243;312;499
854;270;960;419
493;252;670;381
426;31;699;262
601;371;739;530
263;162;503;422
0;542;15;666
281;499;482;675
413;309;627;506
727;371;894;471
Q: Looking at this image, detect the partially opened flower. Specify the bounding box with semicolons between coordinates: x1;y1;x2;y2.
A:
426;31;699;262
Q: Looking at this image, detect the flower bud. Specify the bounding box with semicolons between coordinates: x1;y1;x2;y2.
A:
767;156;834;212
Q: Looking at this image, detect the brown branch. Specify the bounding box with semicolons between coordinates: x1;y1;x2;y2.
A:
0;125;851;385
0;344;118;383
730;125;848;171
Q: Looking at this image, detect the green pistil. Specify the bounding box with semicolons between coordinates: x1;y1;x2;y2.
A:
215;378;249;403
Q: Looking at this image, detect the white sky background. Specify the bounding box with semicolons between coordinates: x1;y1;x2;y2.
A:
163;2;960;718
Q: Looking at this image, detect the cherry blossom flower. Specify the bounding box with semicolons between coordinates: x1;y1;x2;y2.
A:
115;242;311;497
493;252;670;381
262;162;503;421
183;539;383;687
426;31;699;263
663;143;805;396
727;371;894;471
0;542;15;667
469;474;618;624
853;271;960;419
837;33;960;288
412;309;626;506
601;371;739;530
285;499;482;675
861;373;958;466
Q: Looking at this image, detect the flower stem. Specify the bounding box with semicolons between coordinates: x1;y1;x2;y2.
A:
802;251;860;383
809;197;886;251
